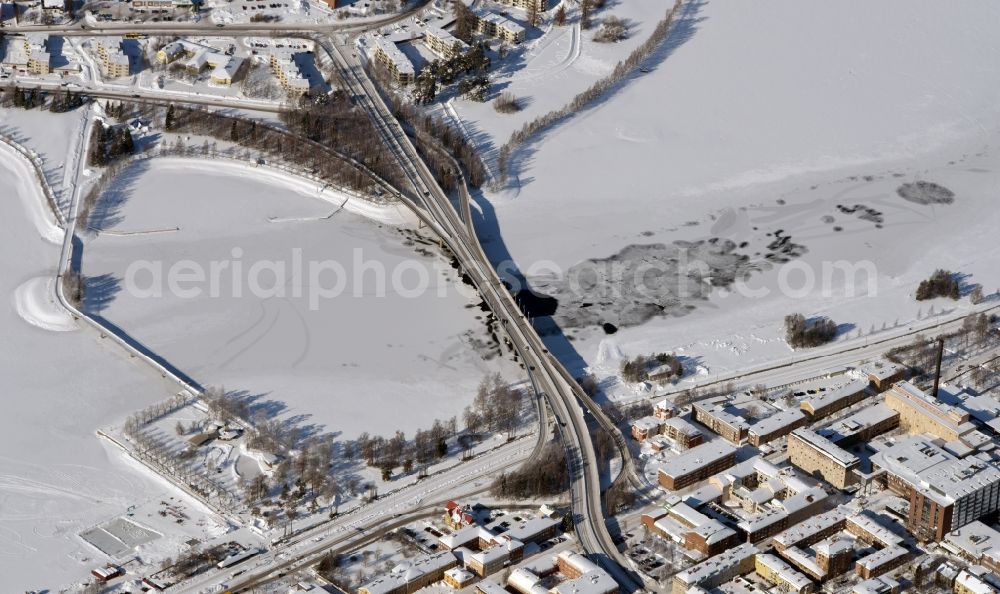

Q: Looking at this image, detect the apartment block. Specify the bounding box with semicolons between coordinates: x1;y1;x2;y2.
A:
269;49;310;93
372;37;415;85
672;543;757;594
943;521;1000;572
773;507;848;554
755;553;814;594
818;404;899;447
800;379;869;419
96;37;129;78
694;402;749;443
475;11;526;44
748;408;807;446
662;417;705;450
647;502;738;557
495;0;546;14
658;441;737;490
631;416;662;442
358;551;458;594
424;26;467;59
2;34;51;75
858;361;905;391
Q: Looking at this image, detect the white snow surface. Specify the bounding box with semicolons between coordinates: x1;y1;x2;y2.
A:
0;154;213;591
84;158;512;441
453;0;1000;381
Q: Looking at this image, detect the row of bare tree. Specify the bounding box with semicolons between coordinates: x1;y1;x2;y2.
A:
497;0;684;182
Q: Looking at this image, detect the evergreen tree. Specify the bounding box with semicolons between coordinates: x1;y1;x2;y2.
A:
165;104;176;130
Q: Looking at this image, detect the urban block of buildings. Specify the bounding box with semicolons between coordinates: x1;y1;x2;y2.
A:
155;40;245;86
2;34;51;75
870;435;1000;541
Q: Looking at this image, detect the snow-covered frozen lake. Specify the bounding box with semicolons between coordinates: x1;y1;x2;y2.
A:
83;158;515;441
454;0;1000;384
0;147;211;590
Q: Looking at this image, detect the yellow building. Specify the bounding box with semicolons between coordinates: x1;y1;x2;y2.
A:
156;41;187;64
497;0;545;14
955;570;999;594
1;35;51;75
884;381;975;442
424;26;467;60
268;52;310;94
95;38;130;78
371;37;415;85
475;12;526;44
755;553;814;594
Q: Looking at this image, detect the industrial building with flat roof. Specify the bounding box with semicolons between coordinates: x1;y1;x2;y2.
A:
871;436;1000;541
818;404;899;447
884;381;978;442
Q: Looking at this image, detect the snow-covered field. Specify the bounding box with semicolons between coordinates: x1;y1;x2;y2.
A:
83;158;518;441
450;0;1000;390
0;143;225;591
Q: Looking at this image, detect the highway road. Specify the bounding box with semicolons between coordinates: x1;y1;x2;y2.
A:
321;37;650;593
19;10;657;592
649;300;1000;407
